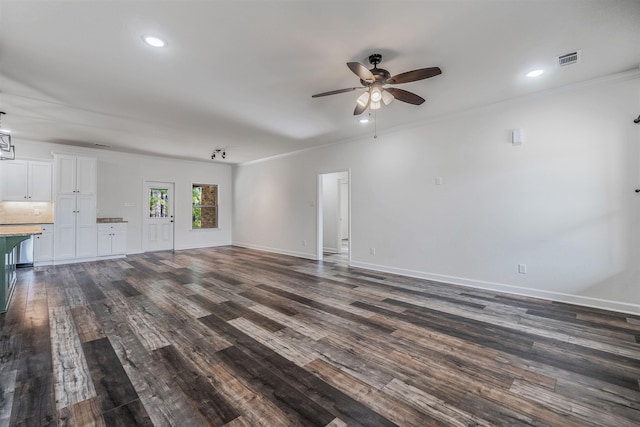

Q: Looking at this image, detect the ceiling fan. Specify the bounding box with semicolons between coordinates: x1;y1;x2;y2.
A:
312;53;442;115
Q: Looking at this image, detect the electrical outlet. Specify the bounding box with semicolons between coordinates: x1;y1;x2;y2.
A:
370;247;376;255
33;209;40;215
302;240;307;247
518;263;527;274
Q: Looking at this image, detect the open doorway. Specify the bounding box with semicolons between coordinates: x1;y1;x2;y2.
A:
317;171;350;265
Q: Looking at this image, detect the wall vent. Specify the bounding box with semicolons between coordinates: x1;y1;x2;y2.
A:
558;50;580;67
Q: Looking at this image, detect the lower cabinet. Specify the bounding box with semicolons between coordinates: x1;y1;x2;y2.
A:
34;224;54;264
97;223;127;257
54;194;97;260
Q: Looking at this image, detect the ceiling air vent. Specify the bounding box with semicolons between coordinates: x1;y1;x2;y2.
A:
558;50;580;67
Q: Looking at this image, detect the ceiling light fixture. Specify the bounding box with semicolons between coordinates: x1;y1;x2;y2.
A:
0;112;15;160
143;35;167;48
370;87;383;103
211;148;226;160
526;69;544;78
359;117;370;124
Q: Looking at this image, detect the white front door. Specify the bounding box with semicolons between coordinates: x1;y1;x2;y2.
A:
144;181;174;252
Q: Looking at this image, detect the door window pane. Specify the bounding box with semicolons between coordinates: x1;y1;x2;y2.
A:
149;188;170;218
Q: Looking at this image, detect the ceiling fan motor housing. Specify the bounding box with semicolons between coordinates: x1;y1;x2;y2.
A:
360;54;390;86
360;69;390;86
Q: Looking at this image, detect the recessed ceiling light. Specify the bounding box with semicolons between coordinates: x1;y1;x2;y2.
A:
143;35;167;48
526;69;544;78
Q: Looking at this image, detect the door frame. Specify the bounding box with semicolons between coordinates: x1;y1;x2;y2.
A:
142;180;176;252
338;177;349;254
316;169;351;265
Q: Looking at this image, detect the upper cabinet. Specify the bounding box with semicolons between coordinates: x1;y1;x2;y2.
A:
55;155;97;195
1;160;53;201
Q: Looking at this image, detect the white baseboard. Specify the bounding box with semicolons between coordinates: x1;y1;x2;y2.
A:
174;242;232;251
232;242;317;260
350;260;640;316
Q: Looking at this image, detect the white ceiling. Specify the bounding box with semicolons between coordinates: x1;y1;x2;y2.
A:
1;0;639;164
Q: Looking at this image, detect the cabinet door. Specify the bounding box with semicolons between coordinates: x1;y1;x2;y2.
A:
76;157;97;195
97;230;112;256
28;161;53;201
54;195;77;259
56;155;77;195
76;195;97;258
2;160;28;200
34;230;54;262
111;225;127;255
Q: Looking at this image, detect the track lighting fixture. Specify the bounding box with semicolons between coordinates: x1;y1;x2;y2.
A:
211;148;226;160
634;115;640;124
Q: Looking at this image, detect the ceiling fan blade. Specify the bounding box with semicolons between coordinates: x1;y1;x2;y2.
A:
312;87;363;98
385;88;425;105
353;91;370;115
347;62;375;83
387;67;442;84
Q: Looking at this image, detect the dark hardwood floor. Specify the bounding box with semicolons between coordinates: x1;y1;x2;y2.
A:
2;246;640;426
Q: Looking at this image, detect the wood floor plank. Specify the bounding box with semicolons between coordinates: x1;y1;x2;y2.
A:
249;304;329;340
510;378;640;427
70;305;105;344
228;317;318;366
307;358;446;427
57;397;105;427
2;247;639;426
48;306;96;410
82;337;140;412
0;369;17;426
381;378;494;427
205;362;301;427
9;371;55;426
152;345;240;425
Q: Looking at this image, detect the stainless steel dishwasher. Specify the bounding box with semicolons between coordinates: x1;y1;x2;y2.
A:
16;234;34;268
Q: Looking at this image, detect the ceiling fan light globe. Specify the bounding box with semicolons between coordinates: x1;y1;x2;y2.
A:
370;100;381;110
356;92;370;107
370;87;383;102
381;90;394;105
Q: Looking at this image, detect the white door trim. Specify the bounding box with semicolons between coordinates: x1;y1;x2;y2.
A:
316;169;351;265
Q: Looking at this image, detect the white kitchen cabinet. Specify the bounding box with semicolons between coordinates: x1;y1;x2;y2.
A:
55;154;96;195
1;160;52;201
54;154;97;261
34;224;54;264
54;194;97;260
97;223;127;257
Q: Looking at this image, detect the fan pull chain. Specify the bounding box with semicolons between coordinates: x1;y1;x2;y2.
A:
373;110;377;139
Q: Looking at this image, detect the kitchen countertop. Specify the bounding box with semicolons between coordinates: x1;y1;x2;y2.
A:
0;225;43;237
97;217;128;223
0;222;53;226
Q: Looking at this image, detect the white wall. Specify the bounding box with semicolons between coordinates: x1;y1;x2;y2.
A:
233;75;640;314
11;141;232;253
